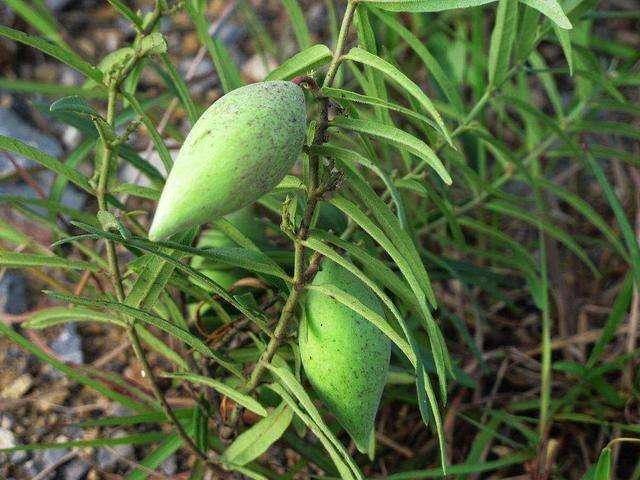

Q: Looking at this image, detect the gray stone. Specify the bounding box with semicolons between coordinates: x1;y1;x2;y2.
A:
0;107;62;175
96;430;134;469
45;0;76;11
51;323;84;365
31;448;69;479
307;3;327;35
20;459;39;478
160;454;177;476
40;447;68;467
0;413;14;429
0;271;27;314
0;426;27;463
63;458;90;480
61;185;87;211
218;23;246;46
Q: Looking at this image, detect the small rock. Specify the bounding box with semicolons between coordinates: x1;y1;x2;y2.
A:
61;185;87;211
160;454;177;476
307;3;327;35
0;426;27;463
40;447;68;467
218;23;246;47
32;448;69;479
51;324;84;364
45;0;73;11
61;126;82;150
20;459;39;478
119;150;175;187
0;107;62;175
242;54;278;83
63;458;90;480
0;413;14;429
0;271;27;314
1;373;33;400
96;430;134;469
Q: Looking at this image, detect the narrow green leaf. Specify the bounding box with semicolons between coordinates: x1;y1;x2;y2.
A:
312;143;408;229
331;117;452;184
266;365;363;479
50;95;100;117
0;321;146;412
367;8;464;114
360;0;497;13
0;134;93;193
137;326;190;370
322;86;438;130
554;26;574;74
24;306;127;329
185;0;242;93
3;0;64;45
160;52;200;124
125;433;184;480
221;403;293;467
48;291;243;378
584;150;640;286
343;47;450;142
587;274;634;368
266;44;333;81
363;0;570;29
0;26;103;83
162;372;268;417
488;0;519;87
593;448;611;480
121;91;173;173
268;383;358;480
0;251;99;271
281;0;312;49
106;0;143;30
521;0;572;28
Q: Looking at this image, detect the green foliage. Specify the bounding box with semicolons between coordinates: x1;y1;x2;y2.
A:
0;0;638;478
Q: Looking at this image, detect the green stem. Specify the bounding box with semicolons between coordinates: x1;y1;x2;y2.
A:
97;87;125;302
235;0;358;404
323;0;357;88
128;324;223;471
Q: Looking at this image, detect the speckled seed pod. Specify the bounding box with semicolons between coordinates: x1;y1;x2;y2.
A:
149;81;306;241
299;260;391;452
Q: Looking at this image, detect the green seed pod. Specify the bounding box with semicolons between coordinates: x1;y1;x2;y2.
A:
149;81;306;241
299;260;391;452
191;207;264;290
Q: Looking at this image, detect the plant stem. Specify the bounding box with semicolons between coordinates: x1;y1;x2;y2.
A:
229;0;358;415
97;88;125;302
324;0;356;88
127;324;224;471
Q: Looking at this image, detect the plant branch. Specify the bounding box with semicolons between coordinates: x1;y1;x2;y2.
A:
127;324;224;472
96;87;125;302
225;1;358;428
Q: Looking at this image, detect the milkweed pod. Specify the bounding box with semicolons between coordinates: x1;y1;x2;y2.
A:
299;260;391;452
191;207;264;290
149;81;306;241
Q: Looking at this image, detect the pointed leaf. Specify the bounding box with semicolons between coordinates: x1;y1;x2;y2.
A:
331;117;451;184
221;403;293;467
343;47;450;142
266;44;332;80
